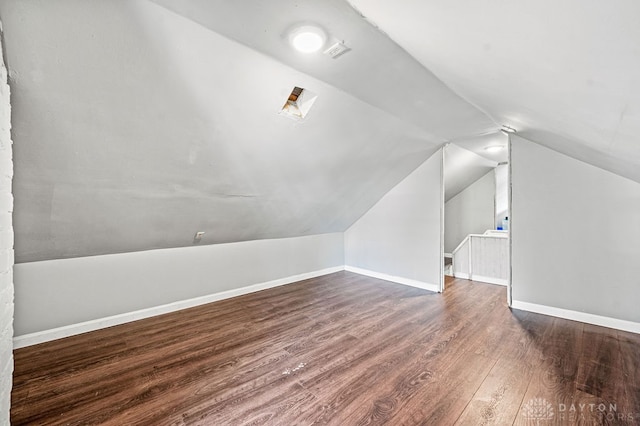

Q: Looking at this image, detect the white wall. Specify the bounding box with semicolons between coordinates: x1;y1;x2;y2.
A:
344;149;443;290
511;135;640;326
0;35;14;424
13;233;344;339
444;170;495;253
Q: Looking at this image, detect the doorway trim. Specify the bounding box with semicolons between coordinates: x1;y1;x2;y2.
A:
439;144;447;293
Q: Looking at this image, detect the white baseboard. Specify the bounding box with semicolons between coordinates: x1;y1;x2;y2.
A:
471;275;508;286
512;300;640;335
345;265;440;293
452;272;506;286
444;253;452;258
13;266;345;349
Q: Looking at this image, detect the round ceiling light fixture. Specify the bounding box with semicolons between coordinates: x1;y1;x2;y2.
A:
289;25;327;53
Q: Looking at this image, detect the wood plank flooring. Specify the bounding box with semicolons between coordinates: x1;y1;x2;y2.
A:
11;272;640;425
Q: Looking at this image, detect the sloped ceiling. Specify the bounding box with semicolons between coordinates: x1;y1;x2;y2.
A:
348;0;640;183
6;1;636;263
444;144;497;202
0;0;496;262
444;131;508;201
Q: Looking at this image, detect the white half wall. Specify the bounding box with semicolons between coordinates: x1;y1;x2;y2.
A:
0;33;14;425
13;233;344;340
444;170;495;253
344;149;443;291
511;135;640;326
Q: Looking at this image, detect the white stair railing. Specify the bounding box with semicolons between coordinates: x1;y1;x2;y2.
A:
451;230;508;286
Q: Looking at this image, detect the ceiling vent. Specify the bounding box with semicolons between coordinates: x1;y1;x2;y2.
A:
323;41;351;59
279;86;318;121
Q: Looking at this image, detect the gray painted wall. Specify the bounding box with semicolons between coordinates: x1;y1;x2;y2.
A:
511;135;640;323
0;33;14;424
345;149;442;286
444;170;495;253
13;233;343;335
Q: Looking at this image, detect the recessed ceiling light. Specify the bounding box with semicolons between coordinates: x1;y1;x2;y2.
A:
485;145;505;153
289;25;327;53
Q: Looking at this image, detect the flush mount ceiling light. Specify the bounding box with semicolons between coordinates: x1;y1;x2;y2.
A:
485;145;506;153
289;25;327;53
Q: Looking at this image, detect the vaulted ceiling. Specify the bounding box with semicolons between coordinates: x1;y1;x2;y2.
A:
1;0;637;262
348;0;640;183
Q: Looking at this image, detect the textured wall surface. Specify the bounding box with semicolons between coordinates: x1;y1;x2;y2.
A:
0;33;15;425
0;0;492;263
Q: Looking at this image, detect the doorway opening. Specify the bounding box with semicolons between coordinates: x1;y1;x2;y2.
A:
441;133;511;302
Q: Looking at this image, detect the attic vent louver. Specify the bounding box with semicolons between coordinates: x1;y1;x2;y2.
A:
279;86;318;121
323;41;350;59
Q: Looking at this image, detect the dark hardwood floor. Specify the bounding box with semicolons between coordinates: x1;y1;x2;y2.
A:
11;272;640;425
